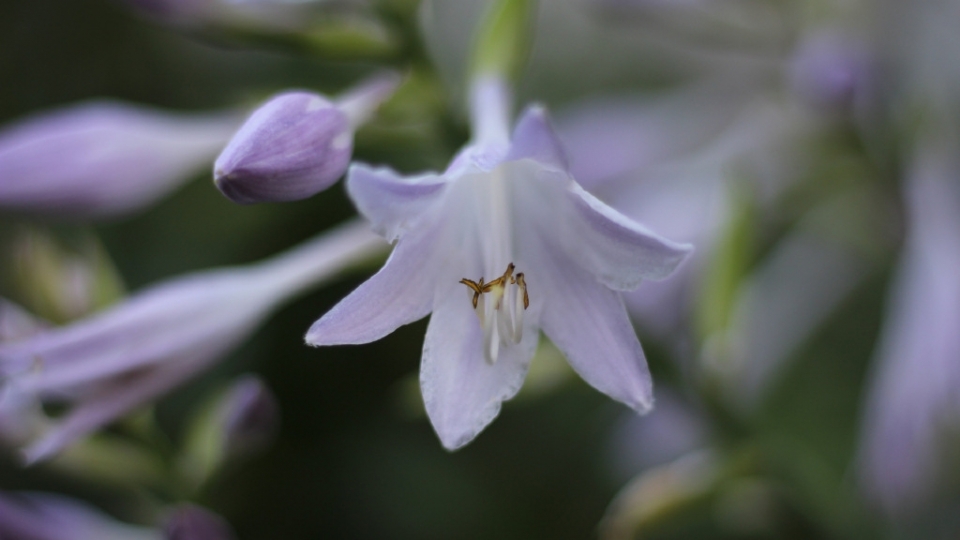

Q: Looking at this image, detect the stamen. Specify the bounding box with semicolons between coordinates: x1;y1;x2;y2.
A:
459;263;530;364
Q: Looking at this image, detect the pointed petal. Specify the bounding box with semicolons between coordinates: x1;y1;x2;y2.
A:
420;280;538;450
536;240;654;413
346;164;449;242
567;182;693;291
506;105;568;171
305;226;440;346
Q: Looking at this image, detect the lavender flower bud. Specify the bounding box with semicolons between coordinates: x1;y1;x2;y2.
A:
164;504;236;540
789;30;872;114
221;375;279;457
213;92;352;204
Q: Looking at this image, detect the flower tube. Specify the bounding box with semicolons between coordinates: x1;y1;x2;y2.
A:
0;102;239;217
0;220;386;463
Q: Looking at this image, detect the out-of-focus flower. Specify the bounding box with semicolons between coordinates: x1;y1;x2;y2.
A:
214;73;400;204
788;28;874;115
560;94;806;336
163;504;236;540
0;221;386;463
606;390;709;478
0;490;161;540
558;84;883;405
307;75;691;450
0;102;239;218
858;144;960;514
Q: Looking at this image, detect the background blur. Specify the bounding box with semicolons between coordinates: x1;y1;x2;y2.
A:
1;0;959;538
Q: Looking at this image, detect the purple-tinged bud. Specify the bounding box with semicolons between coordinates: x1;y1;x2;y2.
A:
0;102;239;218
213;73;401;204
221;375;279;457
789;30;873;114
213;92;352;204
164;504;236;540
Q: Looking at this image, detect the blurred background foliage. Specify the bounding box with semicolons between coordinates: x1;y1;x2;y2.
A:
1;0;957;538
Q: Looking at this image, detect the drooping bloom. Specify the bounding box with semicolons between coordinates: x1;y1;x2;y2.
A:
214;73;399;204
0;102;239;217
307;77;691;449
0;221;385;463
857;145;960;514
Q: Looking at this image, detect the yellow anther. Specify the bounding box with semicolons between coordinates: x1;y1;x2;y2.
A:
459;263;528;311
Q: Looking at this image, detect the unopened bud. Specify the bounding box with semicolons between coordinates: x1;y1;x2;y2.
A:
789;29;872;114
221;375;280;457
214;92;352;204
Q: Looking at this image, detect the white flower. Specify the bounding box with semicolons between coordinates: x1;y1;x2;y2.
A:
307;77;692;449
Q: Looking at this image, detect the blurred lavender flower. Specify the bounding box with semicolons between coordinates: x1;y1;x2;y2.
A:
0;221;385;463
788;28;874;115
163;504;236;540
0;102;239;217
214;73;399;204
0;491;161;540
558;93;805;336
558;84;882;406
307;76;691;449
858;144;960;514
606;390;708;479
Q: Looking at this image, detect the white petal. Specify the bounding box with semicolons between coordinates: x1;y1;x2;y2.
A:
305;226;441;346
346;163;448;242
566;181;693;291
420;280;538;450
505;105;568;171
534;239;654;413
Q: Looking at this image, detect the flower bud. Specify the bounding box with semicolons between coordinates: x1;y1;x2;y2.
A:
164;504;236;540
789;29;872;114
221;375;280;457
213;92;352;204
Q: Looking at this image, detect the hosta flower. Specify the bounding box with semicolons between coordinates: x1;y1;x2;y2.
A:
0;221;385;463
307;77;691;449
0;102;238;217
